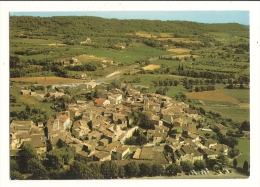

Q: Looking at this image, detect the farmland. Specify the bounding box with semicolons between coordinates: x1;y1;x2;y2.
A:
11;76;87;84
186;90;240;103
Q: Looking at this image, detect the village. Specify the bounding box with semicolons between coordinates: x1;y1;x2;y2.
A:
10;80;230;169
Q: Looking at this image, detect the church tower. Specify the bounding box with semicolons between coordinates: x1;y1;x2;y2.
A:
144;97;149;111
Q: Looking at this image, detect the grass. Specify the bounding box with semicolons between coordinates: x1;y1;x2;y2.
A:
186;90;240;103
202;105;249;123
217;85;249;103
236;138;250;168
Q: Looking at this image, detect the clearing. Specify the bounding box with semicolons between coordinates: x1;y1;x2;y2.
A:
186;89;240;103
143;64;161;70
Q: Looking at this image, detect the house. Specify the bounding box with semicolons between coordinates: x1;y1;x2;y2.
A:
133;148;142;159
99;138;109;146
212;144;229;156
55;114;71;131
108;94;122;105
174;145;203;164
165;136;178;145
69;143;84;153
103;141;120;153
22;134;47;154
204;138;218;149
153;130;167;144
86;81;96;89
71;120;90;139
211;123;228;135
94;98;110;107
93;151;111;161
76;73;87;79
20;89;31;95
115;145;130;160
10;120;33;135
199;148;218;160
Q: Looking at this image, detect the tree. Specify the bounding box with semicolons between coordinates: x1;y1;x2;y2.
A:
229;147;240;158
30;167;49;180
199;107;206;115
151;164;164;176
193;160;206;170
138;162;152;177
137;133;148;146
27;158;44;173
240;121;250;131
243;161;249;173
18;143;38;172
124;161;140;178
166;163;182;176
100;160;118;179
45;151;64;170
173;80;179;86
10;171;24;180
10;160;19;171
180;161;193;172
138;112;154;130
68;161;103;179
217;154;228;166
233;158;238;169
206;159;217;169
118;166;126;178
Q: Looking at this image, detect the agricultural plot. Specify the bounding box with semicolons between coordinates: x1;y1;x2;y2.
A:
167;48;191;53
11;76;87;84
236;138;250;168
143;64;161;70
186;89;240;103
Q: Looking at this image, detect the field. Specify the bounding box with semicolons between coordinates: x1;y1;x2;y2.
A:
186;89;240;103
143;64;161;70
236;138;250;168
167;48;191;53
135;31;158;38
10;76;87;84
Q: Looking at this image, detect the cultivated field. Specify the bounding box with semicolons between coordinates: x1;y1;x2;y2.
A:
167;48;191;53
143;64;161;70
10;76;87;84
135;32;157;38
186;89;240;103
75;54;106;62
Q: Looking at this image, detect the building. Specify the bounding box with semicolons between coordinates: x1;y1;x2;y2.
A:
93;151;111;161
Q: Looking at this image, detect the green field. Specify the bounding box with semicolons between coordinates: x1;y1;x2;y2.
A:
236;138;250;168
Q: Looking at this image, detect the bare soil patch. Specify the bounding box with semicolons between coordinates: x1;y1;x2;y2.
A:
186;89;240;103
143;64;161;70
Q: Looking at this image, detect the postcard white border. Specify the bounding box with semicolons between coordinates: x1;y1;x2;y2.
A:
1;1;259;187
